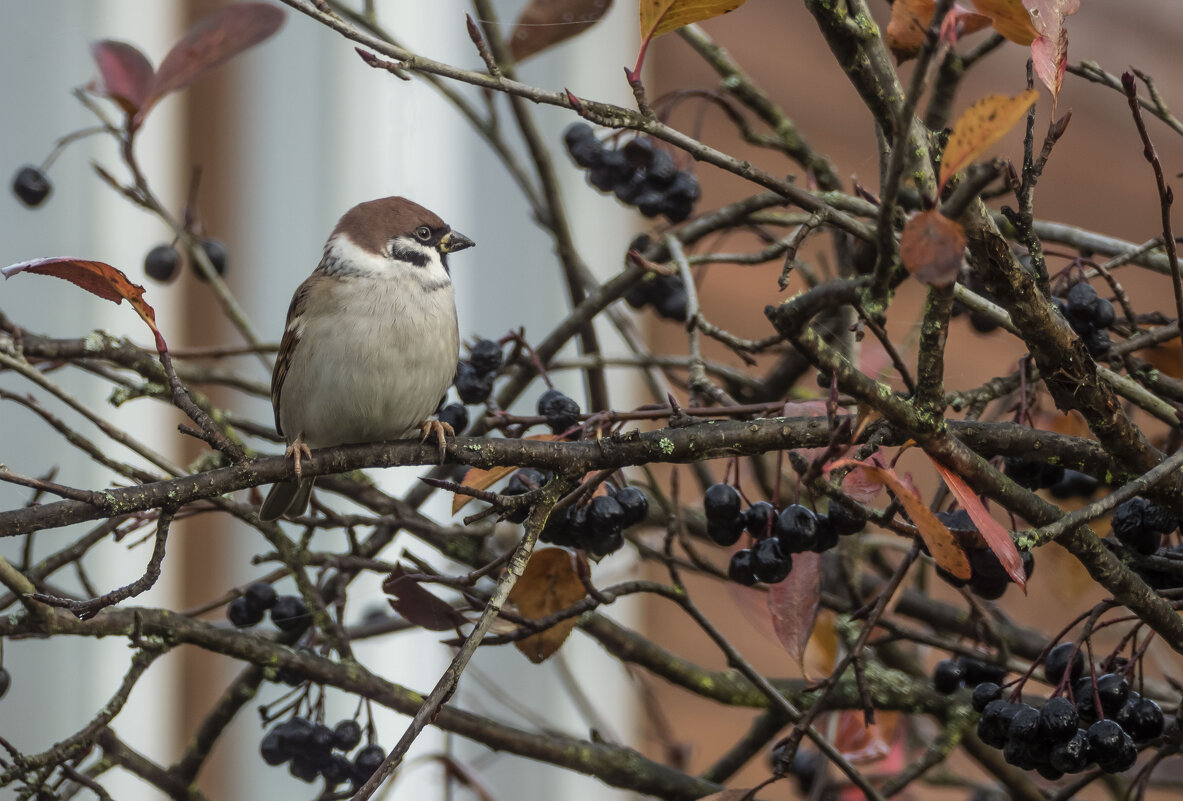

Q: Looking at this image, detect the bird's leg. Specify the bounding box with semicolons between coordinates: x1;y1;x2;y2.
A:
419;420;455;464
284;435;313;479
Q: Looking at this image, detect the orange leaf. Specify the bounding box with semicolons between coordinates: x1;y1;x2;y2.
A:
832;459;971;579
507;548;587;663
939;90;1038;189
969;0;1039;44
640;0;747;42
886;1;990;61
509;0;613;62
900;209;967;288
450;434;557;514
768;551;820;672
2;257;166;352
930;459;1026;589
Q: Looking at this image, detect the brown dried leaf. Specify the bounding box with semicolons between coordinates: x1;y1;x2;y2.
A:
450;434;557;514
507;548;587;663
969;0;1039;44
89;40;155;114
887;0;993;60
382;566;469;631
768;551;820;672
900;209;967;288
135;3;284;128
510;0;613;62
832;458;971;579
931;460;1026;589
2;258;166;352
640;0;747;42
939;90;1038;189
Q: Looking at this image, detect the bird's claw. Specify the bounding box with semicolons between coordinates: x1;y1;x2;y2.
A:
284;438;313;479
419;419;454;464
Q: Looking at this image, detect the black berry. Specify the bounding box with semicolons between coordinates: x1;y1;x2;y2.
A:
826;499;866;536
775;505;819;553
353;744;386;784
971;681;1002;712
1007;704;1043;744
323;754;354;785
270;595;311;633
244;582;278;613
707;516;745;547
1112;496;1174;555
468;339;503;375
333;720;362;751
704;483;742;523
1048;469;1100;499
228;596;263;628
437;402;469;433
743;501;776;538
932;658;964;695
144;244;181;283
613;486;649;527
193;238;228;280
751;537;792;583
728;549;758;586
260;730;287;765
0;667;9;699
1049;729;1091;773
454;361;494;405
1094;673;1130;716
537;388;581;433
1044;641;1085;686
1040;696;1080;742
1126;697;1164;741
12;166;51;207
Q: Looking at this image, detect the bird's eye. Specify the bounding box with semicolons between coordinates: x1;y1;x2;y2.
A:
414;226;432;242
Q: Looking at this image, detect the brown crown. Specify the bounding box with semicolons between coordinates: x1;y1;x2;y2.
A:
331;196;448;254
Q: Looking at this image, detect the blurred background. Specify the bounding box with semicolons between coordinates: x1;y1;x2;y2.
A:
1;1;1180;799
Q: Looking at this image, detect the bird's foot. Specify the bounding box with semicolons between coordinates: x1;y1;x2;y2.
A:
284;437;313;479
419;419;454;464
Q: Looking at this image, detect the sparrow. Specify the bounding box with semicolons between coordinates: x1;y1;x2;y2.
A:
259;196;474;521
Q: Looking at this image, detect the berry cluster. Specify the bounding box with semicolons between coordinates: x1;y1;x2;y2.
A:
11;165;52;208
539;484;649;557
624;272;689;322
143;239;229;284
260;716;383;788
973;671;1163;778
453;338;504;407
227;582;310;635
699;484;866;586
934;510;1034;600
1112;495;1177;556
1055;281;1116;358
537;388;581;434
563;124;700;223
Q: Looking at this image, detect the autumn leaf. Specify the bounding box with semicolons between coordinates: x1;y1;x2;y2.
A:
1028;0;1079;103
89;40;155;114
509;0;613;62
450;434;557;514
969;0;1039;44
383;566;469;631
767;551;820;672
832;459;971;580
133;3;284;129
900;209;967;288
930;459;1026;590
886;0;991;61
834;709;896;763
938;90;1038;190
634;0;746;76
2;258;167;353
507;548;587;663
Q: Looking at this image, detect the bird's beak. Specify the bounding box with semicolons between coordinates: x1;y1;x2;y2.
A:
439;230;475;253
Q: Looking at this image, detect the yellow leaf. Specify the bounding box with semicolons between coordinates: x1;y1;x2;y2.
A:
939;90;1038;189
507;548;587;663
970;0;1039;44
640;0;746;42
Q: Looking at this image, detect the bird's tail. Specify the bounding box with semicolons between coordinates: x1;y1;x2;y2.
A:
259;477;315;521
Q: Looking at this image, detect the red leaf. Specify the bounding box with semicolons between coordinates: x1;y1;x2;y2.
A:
1027;0;1079;105
2;258;166;353
89;40;155;114
768;551;820;671
383;566;469;632
930;459;1026;590
134;3;285;129
509;0;613;62
900;209;967;288
832;458;971;579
